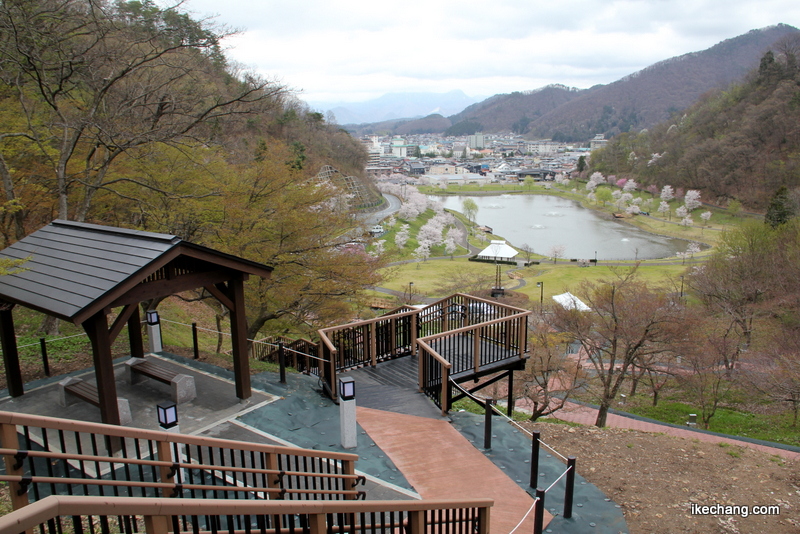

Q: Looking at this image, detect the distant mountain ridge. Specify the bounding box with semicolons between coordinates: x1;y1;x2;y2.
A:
343;24;800;141
308;90;482;125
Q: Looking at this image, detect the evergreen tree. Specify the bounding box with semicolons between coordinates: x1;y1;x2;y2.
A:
765;186;795;228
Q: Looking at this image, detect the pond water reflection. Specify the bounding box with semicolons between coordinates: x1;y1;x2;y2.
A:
430;194;692;260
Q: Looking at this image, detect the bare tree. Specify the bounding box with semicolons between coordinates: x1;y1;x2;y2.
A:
747;328;800;426
518;322;588;420
552;268;686;427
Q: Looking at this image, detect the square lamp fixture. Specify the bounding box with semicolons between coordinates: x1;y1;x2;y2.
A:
157;401;178;429
338;376;355;401
146;310;160;326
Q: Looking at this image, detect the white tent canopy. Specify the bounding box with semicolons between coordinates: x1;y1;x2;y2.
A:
552;292;591;311
476;240;518;261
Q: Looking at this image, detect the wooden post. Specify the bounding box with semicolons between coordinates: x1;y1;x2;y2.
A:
264;452;282;499
390;317;397;356
0;306;23;398
473;326;481;373
370;322;377;366
228;275;251;401
406;511;426;534
417;345;424;393
410;312;418;356
0;422;29;510
342;457;357;500
308;513;327;534
440;366;450;416
477;506;490;534
128;305;144;359
155;439;176;497
143;514;171;534
84;311;121;426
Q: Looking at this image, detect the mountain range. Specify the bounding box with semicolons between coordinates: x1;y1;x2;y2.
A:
339;24;800;141
307;90;483;125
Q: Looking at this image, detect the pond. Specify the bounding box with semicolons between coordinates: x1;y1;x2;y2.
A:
429;194;693;261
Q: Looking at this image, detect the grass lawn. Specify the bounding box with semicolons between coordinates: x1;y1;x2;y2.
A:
620;399;800;447
381;258;498;296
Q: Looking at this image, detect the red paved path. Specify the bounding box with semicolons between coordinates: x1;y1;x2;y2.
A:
357;406;551;534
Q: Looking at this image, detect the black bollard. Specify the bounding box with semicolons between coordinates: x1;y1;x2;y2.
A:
564;456;576;518
529;430;540;488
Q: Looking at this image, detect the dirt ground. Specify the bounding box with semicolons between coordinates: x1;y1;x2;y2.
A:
525;421;800;534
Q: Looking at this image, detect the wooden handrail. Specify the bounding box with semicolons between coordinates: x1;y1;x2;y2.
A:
418;310;529;343
0;475;362;498
0;495;493;534
0;411;357;463
416;341;452;369
0;448;362;482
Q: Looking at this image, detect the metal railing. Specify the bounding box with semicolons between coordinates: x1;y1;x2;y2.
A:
0;495;493;534
0;411;362;513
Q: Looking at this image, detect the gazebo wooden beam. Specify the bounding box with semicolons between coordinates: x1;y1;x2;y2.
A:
0;303;22;398
83;311;121;426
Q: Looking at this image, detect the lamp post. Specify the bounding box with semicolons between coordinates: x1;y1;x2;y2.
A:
146;310;162;353
595;250;597;266
157;401;179;432
536;281;544;313
338;376;357;449
680;275;685;303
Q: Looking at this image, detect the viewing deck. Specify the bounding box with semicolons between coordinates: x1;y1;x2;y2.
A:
316;293;531;415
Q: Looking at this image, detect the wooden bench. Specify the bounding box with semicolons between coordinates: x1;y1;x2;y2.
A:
58;377;132;425
125;357;196;404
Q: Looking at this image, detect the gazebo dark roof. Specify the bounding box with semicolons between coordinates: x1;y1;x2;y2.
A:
0;220;272;324
0;220;273;425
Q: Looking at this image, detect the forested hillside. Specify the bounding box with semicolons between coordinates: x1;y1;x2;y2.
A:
349;25;800;141
0;0;384;337
590;34;800;210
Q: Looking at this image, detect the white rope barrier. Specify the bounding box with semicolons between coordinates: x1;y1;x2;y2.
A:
507;497;538;534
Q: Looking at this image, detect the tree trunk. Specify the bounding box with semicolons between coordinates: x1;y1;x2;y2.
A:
595;402;610;427
39;315;60;336
652;389;659;407
215;314;224;354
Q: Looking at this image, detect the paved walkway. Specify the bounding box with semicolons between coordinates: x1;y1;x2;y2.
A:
356;407;549;533
544;400;800;461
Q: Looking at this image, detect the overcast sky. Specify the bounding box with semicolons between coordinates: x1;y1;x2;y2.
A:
179;0;800;106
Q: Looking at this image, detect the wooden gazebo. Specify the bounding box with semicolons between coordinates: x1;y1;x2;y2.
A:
0;220;273;425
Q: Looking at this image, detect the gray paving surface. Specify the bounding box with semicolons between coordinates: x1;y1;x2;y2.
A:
0;351;629;531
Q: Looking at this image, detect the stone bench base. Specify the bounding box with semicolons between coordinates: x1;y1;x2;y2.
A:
58;377;132;425
125;357;196;404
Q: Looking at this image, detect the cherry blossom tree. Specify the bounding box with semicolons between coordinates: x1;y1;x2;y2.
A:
548;244;566;264
658;201;670;219
684;190;702;211
675;205;688;219
395;224;410;248
660;185;675;202
701;211;712;226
